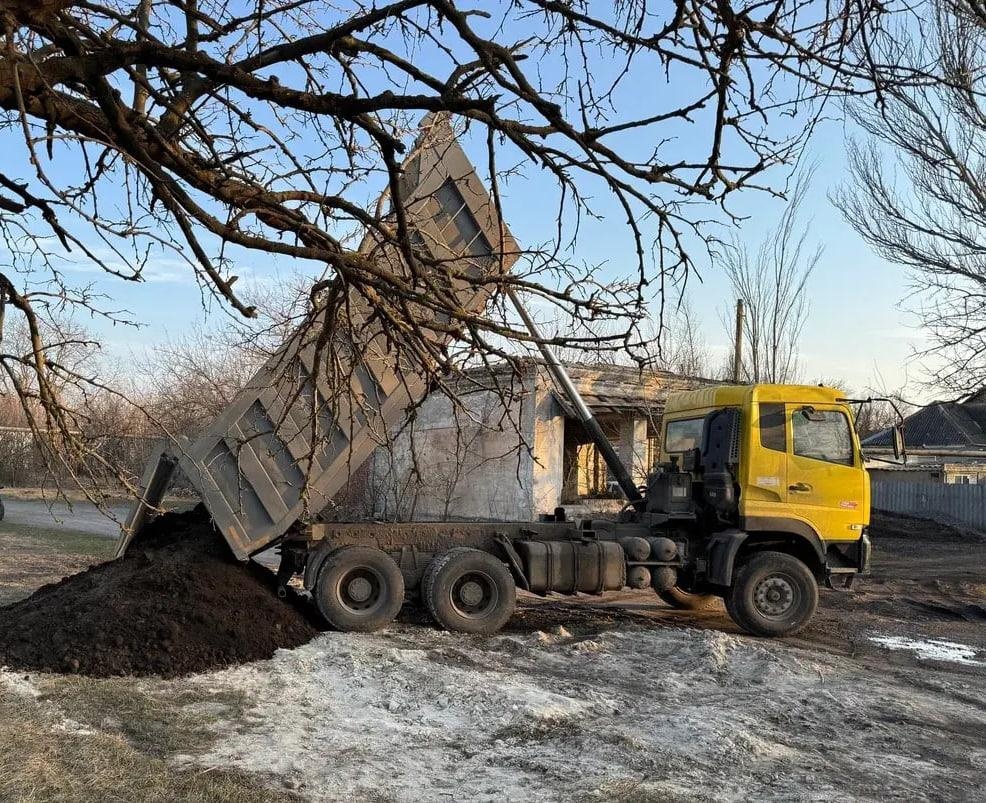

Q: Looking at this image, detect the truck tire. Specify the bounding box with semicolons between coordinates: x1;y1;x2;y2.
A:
315;546;405;632
423;548;516;635
419;546;474;598
658;586;721;611
725;551;818;637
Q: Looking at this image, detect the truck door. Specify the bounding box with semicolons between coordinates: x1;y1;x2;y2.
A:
785;404;866;541
743;402;789;520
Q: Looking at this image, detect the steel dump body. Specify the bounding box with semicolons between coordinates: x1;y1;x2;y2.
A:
118;117;518;560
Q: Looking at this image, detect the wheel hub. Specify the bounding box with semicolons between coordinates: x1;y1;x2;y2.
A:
754;574;796;618
450;571;497;618
337;568;382;612
459;580;484;607
347;576;373;603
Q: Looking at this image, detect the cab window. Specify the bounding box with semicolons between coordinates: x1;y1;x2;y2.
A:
792;409;854;466
759;402;787;452
665;418;704;453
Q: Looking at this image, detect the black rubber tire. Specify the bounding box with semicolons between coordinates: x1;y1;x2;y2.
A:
725;551;818;637
315;546;405;632
658;586;722;611
0;497;5;521
423;548;516;634
419;547;474;602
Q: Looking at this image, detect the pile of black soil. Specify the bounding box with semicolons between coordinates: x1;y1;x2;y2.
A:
0;506;321;678
868;510;982;543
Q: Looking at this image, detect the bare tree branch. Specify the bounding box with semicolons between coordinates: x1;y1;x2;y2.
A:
0;0;927;498
836;0;986;395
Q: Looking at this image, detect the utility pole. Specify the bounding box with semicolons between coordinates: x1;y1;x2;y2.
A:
732;299;745;383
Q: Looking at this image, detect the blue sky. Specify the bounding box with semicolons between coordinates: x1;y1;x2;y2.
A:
0;4;938;402
79;114;930;398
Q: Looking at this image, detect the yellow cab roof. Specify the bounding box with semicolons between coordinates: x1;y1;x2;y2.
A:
664;384;845;415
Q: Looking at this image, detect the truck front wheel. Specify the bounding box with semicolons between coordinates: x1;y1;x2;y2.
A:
726;551;818;637
315;546;405;632
423;548;516;635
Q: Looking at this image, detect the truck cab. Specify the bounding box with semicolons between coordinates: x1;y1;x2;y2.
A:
654;384;872;635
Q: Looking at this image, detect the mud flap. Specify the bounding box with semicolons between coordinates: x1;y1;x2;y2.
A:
707;529;747;587
859;533;872;572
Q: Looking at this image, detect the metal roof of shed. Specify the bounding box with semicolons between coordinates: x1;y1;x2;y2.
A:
864;401;986;450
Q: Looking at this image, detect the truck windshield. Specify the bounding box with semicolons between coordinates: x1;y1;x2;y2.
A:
665;418;704;452
793;410;854;466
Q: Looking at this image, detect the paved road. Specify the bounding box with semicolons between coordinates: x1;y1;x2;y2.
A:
2;498;131;538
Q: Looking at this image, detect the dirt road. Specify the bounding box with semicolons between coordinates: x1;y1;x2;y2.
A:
2;498;130;538
1;511;984;801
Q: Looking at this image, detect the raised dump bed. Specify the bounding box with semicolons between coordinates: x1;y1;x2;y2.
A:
117;115;519;560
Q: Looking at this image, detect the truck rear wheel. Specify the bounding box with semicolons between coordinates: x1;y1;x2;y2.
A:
423;548;516;635
315;546;405;632
726;551;818;637
658;586;721;611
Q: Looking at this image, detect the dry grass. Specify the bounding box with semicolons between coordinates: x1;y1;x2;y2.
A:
0;524;113;606
1;487;193;505
0;672;300;803
1;487;132;503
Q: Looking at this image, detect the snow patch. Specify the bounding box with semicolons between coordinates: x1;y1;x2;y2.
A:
176;624;964;802
1;669;94;735
870;635;983;666
0;669;42;699
51;717;95;736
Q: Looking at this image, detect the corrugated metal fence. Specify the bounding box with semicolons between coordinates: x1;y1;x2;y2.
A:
872;481;986;531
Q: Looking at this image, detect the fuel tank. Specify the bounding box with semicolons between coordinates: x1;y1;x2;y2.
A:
515;540;625;595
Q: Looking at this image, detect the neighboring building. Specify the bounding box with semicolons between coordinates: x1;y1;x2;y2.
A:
863;389;986;484
356;359;712;522
864;462;986;485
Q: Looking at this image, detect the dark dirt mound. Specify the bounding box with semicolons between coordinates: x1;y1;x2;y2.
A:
868;510;983;543
0;506;321;678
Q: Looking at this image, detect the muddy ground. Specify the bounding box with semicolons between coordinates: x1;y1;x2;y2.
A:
509;511;986;672
0;511;984;801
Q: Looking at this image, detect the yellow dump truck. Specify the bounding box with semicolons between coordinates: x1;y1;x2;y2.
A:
263;380;877;638
121;118;882;639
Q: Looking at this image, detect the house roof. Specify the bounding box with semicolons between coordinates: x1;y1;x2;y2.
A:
452;358;715;418
551;388;666;418
863;399;986;450
549;363;714;419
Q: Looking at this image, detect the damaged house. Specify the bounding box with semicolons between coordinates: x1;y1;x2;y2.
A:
353;360;711;522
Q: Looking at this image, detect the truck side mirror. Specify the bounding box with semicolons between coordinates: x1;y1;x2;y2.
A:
800;405;827;422
892;425;905;461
